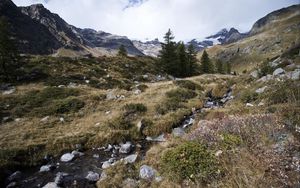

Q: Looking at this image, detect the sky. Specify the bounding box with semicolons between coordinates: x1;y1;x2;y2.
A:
12;0;299;41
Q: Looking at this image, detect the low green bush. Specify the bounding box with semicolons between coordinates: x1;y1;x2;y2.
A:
166;88;197;101
174;80;202;91
161;141;218;183
240;90;258;103
221;133;242;150
123;103;147;115
268;81;300;105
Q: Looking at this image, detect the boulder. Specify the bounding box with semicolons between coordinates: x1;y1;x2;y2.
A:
139;165;156;180
60;153;74;162
124;154;138;164
40;165;53;172
71;150;84;157
273;68;285;76
172;128;185;137
102;161;111;169
85;171;100;182
119;142;133;154
42;182;59;188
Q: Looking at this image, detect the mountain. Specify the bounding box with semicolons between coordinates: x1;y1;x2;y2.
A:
188;28;246;51
205;4;300;72
133;39;162;57
1;0;144;56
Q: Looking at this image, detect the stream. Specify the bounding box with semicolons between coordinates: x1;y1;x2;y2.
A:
3;89;233;188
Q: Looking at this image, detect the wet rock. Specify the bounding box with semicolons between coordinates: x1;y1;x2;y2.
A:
172;128;185;137
273;68;285;76
122;178;138;188
119;142;133;154
146;134;166;142
85;171;100;182
60;153;75;162
40;165;54;172
7;171;22;182
139;165;156;180
42;182;59;188
104;144;113;152
124;154;138;164
255;86;267;94
102;161;111;169
6;182;17;188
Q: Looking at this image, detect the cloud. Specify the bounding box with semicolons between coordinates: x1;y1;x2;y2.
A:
12;0;299;41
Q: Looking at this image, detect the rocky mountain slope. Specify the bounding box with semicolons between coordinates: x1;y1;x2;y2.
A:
205;4;300;72
133;39;162;57
1;0;143;56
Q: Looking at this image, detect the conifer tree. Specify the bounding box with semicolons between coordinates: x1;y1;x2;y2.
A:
216;60;224;74
118;44;127;57
225;62;232;74
200;50;214;74
187;43;198;76
0;17;19;81
176;42;187;77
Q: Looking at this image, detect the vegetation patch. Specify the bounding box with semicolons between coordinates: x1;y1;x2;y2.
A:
123;103;147;116
240;90;259;103
174;80;202;91
268;81;300;105
161;141;218;183
220;133;242;150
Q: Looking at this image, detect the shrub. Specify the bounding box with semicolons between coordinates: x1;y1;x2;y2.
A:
166;88;197;101
155;97;182;115
174;80;202;91
49;98;85;114
161;141;218;183
240;90;258;103
258;61;274;77
268;81;300;105
107;115;133;130
221;133;242;150
137;84;148;92
123;103;147;115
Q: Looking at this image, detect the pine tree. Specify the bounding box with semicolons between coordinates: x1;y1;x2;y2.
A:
187;44;198;76
0;17;19;81
216;60;224;74
225;62;232;74
118;44;127;56
176;42;187;77
200;50;214;74
159;29;178;76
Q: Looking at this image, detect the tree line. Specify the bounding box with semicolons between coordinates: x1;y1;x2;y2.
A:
158;29;231;78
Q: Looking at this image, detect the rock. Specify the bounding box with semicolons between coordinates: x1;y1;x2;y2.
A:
288;69;300;80
155;176;163;182
269;57;281;67
139;165;156;180
122;178;138;188
142;75;149;79
42;182;59;188
104;144;113;152
85;80;90;84
105;111;111;115
108;158;116;163
41;116;50;122
59;117;64;122
257;74;273;82
119;142;133;154
273;68;285;76
60;153;74;162
258;102;265;106
102;161;111;169
246;103;254;107
54;172;67;185
2;87;16;95
99;172;107;181
215;150;223;157
40;165;53;172
2;116;12;123
71;150;84;157
255;86;267;94
7;171;22;182
75;144;83;151
68;82;77;88
93;154;100;158
124;154;138;164
250;70;259;78
6;182;17;188
85;171;100;182
133;89;141;95
146;134;166;142
58;85;65;88
106;91;116;100
172;127;185;137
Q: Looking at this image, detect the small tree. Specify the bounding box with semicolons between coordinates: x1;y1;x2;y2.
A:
0;17;19;81
224;62;232;74
216;60;224;74
200;50;214;74
187;43;198;76
176;42;187;77
118;45;127;56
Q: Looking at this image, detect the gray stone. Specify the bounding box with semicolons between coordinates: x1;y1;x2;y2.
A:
273;68;285;76
250;70;259;78
146;134;166;142
2;87;16;95
122;178;138;188
255;86;267;94
40;116;50;122
124;154;138;164
7;171;22;182
85;171;100;182
139;165;156;180
60;153;74;162
106;91;116;100
71;150;84;157
119;142;133;154
42;182;59;188
40;165;52;172
102;161;111;169
172;128;185;137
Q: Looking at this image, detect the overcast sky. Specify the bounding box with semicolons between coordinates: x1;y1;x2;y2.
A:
13;0;299;41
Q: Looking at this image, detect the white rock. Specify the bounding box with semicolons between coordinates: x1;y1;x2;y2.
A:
269;57;281;67
134;89;141;95
124;154;138;164
119;142;133;154
93;154;99;158
105;111;111;115
85;80;90;84
273;68;285;76
59;117;64;122
255;86;267;94
139;165;156;180
246;103;254;107
146;134;166;142
106;91;116;100
172;128;185;137
71;150;84;157
60;153;74;162
42;182;59;188
85;171;99;182
258;102;265;106
215;150;223;157
2;87;15;95
102;161;111;169
250;70;259;78
40;165;52;172
95;122;100;126
143;75;149;79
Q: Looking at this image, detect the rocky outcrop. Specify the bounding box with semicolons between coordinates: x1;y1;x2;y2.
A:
133;39;162;57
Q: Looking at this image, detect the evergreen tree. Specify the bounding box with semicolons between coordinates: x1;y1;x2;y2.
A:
187;44;198;76
200;50;214;74
0;17;19;81
176;42;187;77
225;62;232;74
159;29;178;76
216;60;224;74
118;45;127;56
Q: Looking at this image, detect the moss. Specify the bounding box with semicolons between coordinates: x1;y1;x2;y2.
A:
161;141;218;183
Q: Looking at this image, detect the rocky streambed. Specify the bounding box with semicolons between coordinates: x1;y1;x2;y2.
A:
3;89;233;188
